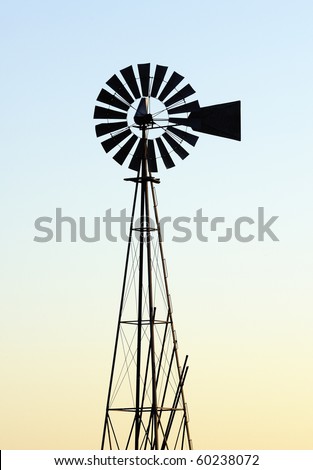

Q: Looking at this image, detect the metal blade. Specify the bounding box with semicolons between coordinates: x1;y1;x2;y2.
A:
106;74;134;104
167;127;199;146
164;84;195;108
188;101;241;141
128;138;144;171
95;121;128;137
167;100;200;115
158;71;184;102
147;140;158;172
101;129;132;153
138;63;150;96
156;137;175;169
112;135;138;166
94;106;127;120
163;133;189;160
151;65;168;98
96;88;129;111
120;65;141;99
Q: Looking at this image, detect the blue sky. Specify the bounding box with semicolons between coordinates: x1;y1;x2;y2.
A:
1;0;313;449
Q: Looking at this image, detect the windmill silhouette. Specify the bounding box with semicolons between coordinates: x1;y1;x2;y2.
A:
94;63;241;450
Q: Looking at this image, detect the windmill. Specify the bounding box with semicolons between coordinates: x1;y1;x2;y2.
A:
94;63;241;450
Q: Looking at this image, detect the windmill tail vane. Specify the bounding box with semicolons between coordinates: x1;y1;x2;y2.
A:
93;63;241;450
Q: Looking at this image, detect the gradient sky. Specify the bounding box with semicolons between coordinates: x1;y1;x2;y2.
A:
1;0;313;449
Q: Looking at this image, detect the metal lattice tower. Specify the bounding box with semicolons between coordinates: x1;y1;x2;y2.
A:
94;63;241;450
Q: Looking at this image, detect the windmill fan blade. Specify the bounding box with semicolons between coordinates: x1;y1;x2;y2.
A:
151;65;168;98
158;71;184;102
106;74;134;104
167;100;200;115
156;137;175;169
94;106;127;120
120;65;141;99
164;84;195;108
163;133;189;160
167;127;199;147
97;88;129;111
112;135;138;166
189;101;241;141
138;63;150;97
129;138;145;171
95;121;128;137
147;140;158;172
101;129;132;153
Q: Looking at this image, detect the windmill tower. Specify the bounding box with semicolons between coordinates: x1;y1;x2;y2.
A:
94;63;241;450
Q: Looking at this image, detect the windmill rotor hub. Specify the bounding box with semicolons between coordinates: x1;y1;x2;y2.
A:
129;96;168;138
133;96;153;127
133;112;153;127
